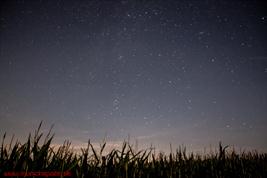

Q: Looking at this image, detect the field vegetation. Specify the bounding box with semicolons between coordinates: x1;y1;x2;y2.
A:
1;122;267;178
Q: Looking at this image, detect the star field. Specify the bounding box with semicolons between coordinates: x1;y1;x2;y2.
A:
0;0;267;152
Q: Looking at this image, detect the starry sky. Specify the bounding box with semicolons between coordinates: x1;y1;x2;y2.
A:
1;0;267;153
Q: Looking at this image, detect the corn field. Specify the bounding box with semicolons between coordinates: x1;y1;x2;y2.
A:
1;122;267;178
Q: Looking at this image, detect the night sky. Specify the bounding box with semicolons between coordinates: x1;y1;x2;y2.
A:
1;0;267;153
